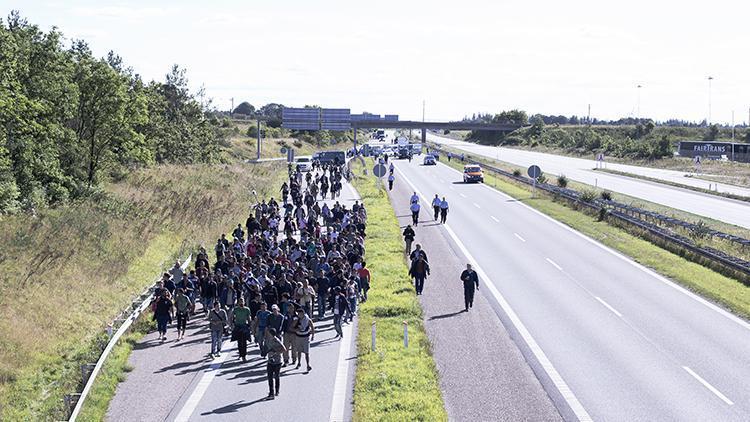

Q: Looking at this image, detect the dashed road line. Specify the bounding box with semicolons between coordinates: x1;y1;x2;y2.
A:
459;193;467;198
595;296;622;317
683;366;734;405
491;216;500;223
546;258;563;271
514;233;526;242
473;202;481;208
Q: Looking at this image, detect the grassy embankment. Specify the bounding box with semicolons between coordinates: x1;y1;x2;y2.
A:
350;162;447;421
592;167;750;203
0;142;287;420
437;153;750;319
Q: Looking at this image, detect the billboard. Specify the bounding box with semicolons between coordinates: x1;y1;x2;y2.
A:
678;141;750;163
282;107;320;130
321;108;351;131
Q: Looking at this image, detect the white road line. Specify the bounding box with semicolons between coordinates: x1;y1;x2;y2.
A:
437;162;750;332
473;202;481;208
491;216;500;223
330;320;355;421
595;296;623;317
459;193;467;198
514;233;526;242
683;366;734;405
546;258;563;271
394;165;592;422
449;186;455;190
173;339;232;422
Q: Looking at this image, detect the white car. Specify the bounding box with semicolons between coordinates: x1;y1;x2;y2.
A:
294;156;313;172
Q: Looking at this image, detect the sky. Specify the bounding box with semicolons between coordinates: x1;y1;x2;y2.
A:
3;0;750;124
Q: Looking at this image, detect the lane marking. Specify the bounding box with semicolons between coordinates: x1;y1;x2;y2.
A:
546;258;563;271
173;338;232;422
394;164;593;422
514;233;526;242
330;320;355;421
491;216;500;223
595;296;623;317
473;202;481;209
449;186;455;190
436;161;750;333
683;366;734;405
459;193;467;198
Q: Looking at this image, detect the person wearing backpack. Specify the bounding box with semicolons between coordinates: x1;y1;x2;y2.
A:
207;301;227;358
266;328;286;399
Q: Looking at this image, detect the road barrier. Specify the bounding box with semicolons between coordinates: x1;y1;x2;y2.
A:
429;145;750;280
66;254;192;421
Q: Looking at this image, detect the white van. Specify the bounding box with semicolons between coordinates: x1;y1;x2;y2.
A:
294;156;313;172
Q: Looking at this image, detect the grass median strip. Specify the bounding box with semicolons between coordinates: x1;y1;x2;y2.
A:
438;157;750;319
351;168;447;422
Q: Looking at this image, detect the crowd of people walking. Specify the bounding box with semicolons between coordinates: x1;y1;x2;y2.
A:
149;160;369;399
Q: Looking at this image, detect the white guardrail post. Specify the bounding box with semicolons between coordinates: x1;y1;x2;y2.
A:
67;254;191;421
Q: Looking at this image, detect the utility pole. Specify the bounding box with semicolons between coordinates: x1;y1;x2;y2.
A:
732;110;735;141
230;97;234;114
422;100;425;123
707;76;714;125
636;84;642;120
587;104;591;124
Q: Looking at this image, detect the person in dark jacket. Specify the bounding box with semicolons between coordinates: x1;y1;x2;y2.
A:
262;281;279;307
460;263;479;311
331;287;351;339
409;253;430;295
402;225;415;255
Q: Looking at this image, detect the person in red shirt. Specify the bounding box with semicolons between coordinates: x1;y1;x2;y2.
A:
357;261;371;302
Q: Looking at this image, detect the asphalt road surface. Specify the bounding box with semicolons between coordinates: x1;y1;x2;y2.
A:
392;157;750;421
426;132;750;229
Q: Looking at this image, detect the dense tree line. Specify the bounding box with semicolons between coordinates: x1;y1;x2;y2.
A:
0;12;228;212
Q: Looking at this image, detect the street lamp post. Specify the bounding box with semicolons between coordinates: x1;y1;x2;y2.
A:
637;84;642;119
708;76;714;125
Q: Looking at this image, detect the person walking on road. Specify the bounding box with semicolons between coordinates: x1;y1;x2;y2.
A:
409;251;430;295
388;173;395;190
293;308;315;372
440;197;449;224
461;263;479;311
265;328;286;399
174;288;193;341
410;200;421;226
403;224;415;255
409;243;429;263
332;286;351;339
281;305;297;367
154;290;174;341
231;298;252;362
410;191;419;204
253;302;271;357
208;301;227;358
432;194;441;220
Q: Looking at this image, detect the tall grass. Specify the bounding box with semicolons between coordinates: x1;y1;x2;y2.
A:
0;161;285;420
351;164;447;422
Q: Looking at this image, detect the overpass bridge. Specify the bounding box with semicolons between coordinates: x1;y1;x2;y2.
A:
351;120;524;143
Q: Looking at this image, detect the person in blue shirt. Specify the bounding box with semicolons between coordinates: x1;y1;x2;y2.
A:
410;201;421;226
253;302;272;356
431;194;441;220
388;173;395;190
440;197;449;224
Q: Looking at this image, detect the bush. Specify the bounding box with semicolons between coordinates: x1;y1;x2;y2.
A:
689;220;711;240
512;169;522;177
600;190;612;201
557;174;568;188
580;189;597;202
536;174;547;184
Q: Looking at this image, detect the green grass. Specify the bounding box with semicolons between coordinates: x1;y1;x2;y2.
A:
351;163;447;422
439;156;750;319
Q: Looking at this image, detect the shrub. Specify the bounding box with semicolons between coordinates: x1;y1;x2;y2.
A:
580;189;597;202
689;220;711;240
557;174;568;188
512;169;522;177
293;140;303;149
536;174;547;184
600;190;613;201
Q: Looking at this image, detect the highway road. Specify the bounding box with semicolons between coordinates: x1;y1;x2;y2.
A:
426;132;750;229
392;157;750;421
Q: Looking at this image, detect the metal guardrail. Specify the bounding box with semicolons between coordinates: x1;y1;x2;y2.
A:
67;254;192;421
428;145;750;277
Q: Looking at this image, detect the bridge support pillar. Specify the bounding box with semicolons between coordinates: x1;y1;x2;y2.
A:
421;127;426;143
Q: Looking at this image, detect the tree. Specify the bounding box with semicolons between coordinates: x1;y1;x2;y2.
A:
233;101;255;116
704;124;719;141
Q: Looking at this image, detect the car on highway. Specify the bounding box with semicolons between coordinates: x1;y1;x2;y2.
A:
463;164;484;183
294;156;313;171
423;155;436;165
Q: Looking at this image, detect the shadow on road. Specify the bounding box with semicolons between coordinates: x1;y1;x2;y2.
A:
200;397;270;415
428;310;466;321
